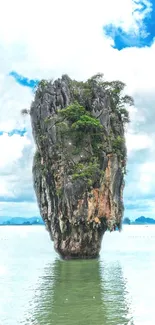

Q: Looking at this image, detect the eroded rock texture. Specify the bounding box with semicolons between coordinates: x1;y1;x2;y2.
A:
30;74;130;259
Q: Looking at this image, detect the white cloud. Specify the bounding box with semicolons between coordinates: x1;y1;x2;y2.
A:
0;0;154;218
0;180;10;197
0;132;35;201
0;0;153;80
126;133;153;155
138;162;155;194
0;201;39;218
0;133;31;169
0;76;32;131
124;197;155;219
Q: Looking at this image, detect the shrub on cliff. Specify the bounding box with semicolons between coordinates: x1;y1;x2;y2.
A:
56;102;104;187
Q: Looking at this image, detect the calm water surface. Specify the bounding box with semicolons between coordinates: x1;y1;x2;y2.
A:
0;225;155;325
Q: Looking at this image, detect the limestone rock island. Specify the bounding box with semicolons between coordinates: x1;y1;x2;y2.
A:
30;74;132;259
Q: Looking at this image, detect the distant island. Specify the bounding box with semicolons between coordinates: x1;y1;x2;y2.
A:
1;216;154;226
123;216;155;225
0;217;44;226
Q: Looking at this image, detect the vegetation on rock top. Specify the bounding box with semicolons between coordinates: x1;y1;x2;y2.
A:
67;73;132;124
56;101;105;188
31;74;132;191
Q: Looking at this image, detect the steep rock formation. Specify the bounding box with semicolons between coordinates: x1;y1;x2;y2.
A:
30;74;131;259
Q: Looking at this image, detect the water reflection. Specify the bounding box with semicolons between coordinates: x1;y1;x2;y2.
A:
28;259;134;325
100;261;134;324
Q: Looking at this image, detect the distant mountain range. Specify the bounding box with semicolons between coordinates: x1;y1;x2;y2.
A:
0;217;44;225
1;216;154;226
123;216;155;225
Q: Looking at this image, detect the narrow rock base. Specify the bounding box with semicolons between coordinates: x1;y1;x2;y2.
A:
61;254;99;260
53;226;106;260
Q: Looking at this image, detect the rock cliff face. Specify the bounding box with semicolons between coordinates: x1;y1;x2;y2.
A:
30;74;131;259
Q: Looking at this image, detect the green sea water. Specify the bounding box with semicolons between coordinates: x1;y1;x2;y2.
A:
0;225;155;325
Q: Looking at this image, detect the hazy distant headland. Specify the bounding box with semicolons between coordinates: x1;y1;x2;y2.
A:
0;216;154;226
123;216;155;225
0;217;44;226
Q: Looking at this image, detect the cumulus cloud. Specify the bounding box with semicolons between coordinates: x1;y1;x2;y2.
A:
126;133;153;155
125;197;155;219
0;0;154;218
0;201;39;218
103;0;154;49
0;76;32;131
0;133;31;169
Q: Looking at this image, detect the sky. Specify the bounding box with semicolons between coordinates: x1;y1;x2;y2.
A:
0;0;155;220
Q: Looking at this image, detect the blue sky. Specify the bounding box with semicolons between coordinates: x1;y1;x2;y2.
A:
9;71;39;89
0;0;155;219
104;0;155;49
0;128;26;137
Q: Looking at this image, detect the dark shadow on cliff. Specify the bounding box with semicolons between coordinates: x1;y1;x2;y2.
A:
28;259;134;325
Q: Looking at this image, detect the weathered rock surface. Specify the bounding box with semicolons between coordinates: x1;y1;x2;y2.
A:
30;74;130;259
